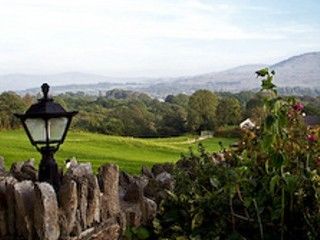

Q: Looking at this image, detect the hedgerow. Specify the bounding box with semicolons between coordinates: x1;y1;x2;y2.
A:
152;69;320;240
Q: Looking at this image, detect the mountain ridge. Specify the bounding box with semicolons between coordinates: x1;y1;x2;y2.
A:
1;51;319;97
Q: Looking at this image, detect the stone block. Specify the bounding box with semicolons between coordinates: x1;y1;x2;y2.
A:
86;174;101;227
34;182;60;240
14;180;35;240
59;179;78;237
98;164;120;220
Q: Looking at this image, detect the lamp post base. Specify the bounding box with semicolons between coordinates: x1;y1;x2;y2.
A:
38;147;61;192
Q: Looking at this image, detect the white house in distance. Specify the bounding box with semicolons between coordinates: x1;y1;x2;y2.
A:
239;118;256;130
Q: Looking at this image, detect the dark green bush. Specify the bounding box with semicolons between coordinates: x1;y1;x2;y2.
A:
214;126;242;138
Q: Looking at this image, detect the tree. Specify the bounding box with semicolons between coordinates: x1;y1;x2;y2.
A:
165;94;189;108
0;92;27;129
245;91;276;124
216;97;243;127
234;91;255;106
187;90;218;132
158;104;187;136
112;102;157;137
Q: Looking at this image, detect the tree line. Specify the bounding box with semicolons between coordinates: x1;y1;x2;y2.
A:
0;88;319;137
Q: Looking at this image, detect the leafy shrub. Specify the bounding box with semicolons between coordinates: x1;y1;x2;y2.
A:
152;69;320;239
214;126;242;138
124;226;151;240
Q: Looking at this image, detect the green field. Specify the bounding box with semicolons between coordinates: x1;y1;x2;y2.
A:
0;130;235;174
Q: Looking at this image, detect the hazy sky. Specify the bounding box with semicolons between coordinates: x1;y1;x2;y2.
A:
0;0;319;77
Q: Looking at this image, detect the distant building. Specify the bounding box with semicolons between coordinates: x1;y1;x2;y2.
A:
240;118;255;130
200;130;214;138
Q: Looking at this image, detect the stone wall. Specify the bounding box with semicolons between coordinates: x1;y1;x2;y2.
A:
0;157;172;240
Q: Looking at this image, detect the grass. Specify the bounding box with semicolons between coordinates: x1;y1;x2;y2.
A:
0;130;235;174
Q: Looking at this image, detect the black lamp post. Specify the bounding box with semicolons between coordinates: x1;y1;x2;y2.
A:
15;83;78;191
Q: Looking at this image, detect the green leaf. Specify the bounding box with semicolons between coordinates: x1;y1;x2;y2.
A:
124;228;133;240
270;175;280;196
176;236;188;240
265;115;276;129
262;79;276;90
272;152;285;168
227;232;245;240
131;227;138;235
244;197;252;208
191;212;203;230
283;174;298;194
162;209;179;223
210;177;220;189
262;133;274;150
278;111;288;129
135;227;150;240
152;218;162;233
171;224;183;232
256;68;269;77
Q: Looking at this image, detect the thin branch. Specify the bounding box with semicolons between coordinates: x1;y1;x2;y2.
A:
232;212;254;222
253;198;264;240
229;196;236;231
237;185;250;219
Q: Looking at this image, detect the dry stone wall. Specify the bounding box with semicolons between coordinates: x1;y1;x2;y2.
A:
0;157;172;240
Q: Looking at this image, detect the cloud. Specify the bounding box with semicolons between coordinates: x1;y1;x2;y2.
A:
0;0;319;77
0;0;285;43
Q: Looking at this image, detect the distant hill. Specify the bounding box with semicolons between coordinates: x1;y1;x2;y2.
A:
0;72;155;93
146;64;266;96
271;52;320;88
2;52;320;97
0;72;109;92
155;52;320;96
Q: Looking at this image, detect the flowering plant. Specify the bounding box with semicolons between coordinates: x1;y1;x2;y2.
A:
152;69;320;240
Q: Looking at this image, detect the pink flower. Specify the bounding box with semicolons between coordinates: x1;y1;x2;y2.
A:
293;102;304;112
307;134;318;143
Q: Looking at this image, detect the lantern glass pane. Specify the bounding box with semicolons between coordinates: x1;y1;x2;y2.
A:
48;117;68;141
25;118;46;142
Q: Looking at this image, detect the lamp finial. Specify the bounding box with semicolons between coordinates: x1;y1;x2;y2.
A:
41;83;50;99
